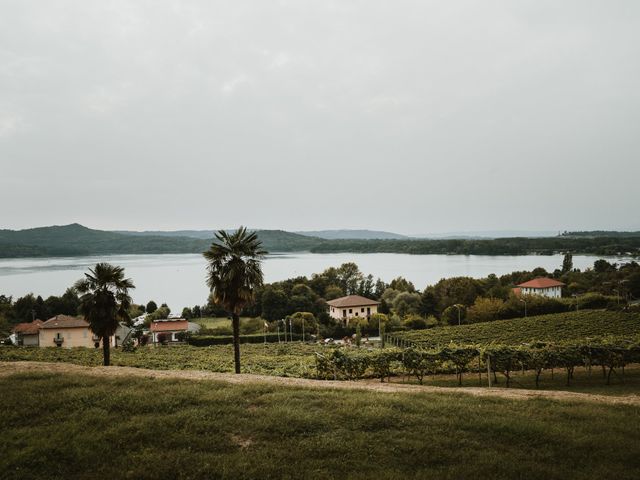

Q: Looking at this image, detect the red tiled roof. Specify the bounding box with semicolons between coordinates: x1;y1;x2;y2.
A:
327;295;380;308
12;320;44;335
517;278;565;289
150;320;188;332
40;315;90;329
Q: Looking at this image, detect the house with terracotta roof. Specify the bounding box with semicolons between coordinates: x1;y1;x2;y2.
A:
514;278;565;298
150;318;189;344
39;315;98;348
12;320;44;346
327;295;380;323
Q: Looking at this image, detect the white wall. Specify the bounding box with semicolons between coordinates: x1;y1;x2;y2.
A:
329;304;378;322
521;286;562;298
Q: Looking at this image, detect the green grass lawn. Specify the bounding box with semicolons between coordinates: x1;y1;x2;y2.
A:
193;316;235;328
1;371;639;480
193;316;263;335
395;310;640;346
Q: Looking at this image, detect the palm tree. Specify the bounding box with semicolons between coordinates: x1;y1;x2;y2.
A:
74;263;135;366
204;227;266;374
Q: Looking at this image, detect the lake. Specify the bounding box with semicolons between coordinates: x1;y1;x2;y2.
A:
0;252;631;310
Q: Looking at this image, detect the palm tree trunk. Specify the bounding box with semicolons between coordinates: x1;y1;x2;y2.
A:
232;313;241;374
102;335;110;366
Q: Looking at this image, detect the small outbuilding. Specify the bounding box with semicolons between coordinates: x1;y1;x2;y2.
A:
12;320;44;346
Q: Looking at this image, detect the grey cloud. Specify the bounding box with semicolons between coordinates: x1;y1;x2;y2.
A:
1;0;639;233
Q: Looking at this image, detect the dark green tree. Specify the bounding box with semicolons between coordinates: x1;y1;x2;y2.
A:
146;300;158;314
562;253;573;274
260;286;289;320
204;227;266;374
74;263;135;366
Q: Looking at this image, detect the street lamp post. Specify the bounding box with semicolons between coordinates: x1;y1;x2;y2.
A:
519;298;527;318
454;304;462;326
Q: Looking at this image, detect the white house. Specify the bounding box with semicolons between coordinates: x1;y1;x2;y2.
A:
514;278;565;298
327;295;380;323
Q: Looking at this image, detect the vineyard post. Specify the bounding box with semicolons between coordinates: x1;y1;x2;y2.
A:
478;355;482;386
487;354;492;388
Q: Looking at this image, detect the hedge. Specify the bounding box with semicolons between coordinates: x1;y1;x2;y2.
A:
188;333;304;346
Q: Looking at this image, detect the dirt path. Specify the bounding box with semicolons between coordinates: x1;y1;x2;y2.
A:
2;361;639;406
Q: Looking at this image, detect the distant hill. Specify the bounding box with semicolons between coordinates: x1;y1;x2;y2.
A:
296;229;408;240
412;230;558;239
0;224;324;258
561;231;640;238
116;230;216;240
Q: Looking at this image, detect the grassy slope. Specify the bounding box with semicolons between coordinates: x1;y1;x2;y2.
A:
1;372;639;480
397;310;640;346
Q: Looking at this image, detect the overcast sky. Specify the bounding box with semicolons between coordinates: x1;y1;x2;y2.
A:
1;1;639;234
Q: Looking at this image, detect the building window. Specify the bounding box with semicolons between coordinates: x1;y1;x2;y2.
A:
342;310;346;317
361;308;365;312
349;309;352;314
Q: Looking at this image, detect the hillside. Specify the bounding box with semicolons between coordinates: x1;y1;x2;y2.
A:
395;310;640;346
0;224;324;257
296;229;408;240
115;229;216;239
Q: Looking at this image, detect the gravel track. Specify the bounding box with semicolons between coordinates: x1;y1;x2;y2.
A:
2;361;639;406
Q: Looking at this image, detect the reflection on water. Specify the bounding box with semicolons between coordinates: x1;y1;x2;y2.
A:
0;252;631;311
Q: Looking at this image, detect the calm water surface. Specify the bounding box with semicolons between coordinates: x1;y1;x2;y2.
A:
0;252;630;310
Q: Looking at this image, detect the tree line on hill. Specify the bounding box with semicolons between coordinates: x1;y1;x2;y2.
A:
308;236;640;256
3;224;640;258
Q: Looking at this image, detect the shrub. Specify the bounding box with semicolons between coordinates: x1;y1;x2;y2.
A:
403;314;428;330
121;338;136;353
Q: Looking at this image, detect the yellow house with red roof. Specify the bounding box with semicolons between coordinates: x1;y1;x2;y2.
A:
38;315;98;348
327;295;380;323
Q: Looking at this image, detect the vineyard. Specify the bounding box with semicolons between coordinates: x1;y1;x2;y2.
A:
316;337;640;388
0;344;319;378
392;310;640;346
2;310;640;390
